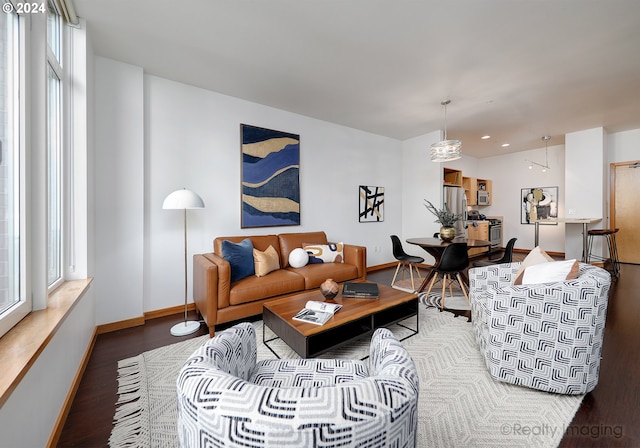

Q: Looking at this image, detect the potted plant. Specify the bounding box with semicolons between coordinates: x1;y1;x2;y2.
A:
424;200;463;241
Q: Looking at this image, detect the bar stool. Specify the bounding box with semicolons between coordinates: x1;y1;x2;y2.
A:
586;228;620;278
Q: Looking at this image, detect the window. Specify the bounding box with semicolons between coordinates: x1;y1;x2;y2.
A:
0;2;26;337
47;0;63;289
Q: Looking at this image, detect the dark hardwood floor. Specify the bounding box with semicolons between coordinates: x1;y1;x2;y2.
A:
57;259;639;447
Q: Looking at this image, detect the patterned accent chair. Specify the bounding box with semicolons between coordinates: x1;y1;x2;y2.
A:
469;262;611;395
177;322;419;447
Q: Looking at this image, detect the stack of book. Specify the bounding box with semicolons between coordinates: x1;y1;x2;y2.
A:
341;282;379;299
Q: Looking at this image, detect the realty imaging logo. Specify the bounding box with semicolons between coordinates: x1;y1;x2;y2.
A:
501;423;623;440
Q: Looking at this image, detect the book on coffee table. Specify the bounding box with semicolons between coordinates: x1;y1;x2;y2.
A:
292;301;342;326
342;282;379;299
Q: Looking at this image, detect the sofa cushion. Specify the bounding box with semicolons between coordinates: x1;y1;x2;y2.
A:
229;269;305;305
520;259;579;285
303;242;344;263
214;234;280;255
253;245;280;277
287;263;358;289
222;238;255;283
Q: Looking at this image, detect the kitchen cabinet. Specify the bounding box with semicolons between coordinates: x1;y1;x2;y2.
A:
467;221;489;257
443;168;463;186
443;168;492;205
462;176;492;206
462;177;476;205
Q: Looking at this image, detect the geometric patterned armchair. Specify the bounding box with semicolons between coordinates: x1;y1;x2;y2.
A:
469;262;611;395
177;322;419;447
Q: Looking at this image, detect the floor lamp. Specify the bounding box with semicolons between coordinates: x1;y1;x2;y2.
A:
163;188;205;336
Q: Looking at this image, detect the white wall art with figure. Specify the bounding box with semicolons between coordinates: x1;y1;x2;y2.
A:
521;186;559;225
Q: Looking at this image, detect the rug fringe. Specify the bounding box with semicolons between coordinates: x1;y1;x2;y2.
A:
109;356;149;447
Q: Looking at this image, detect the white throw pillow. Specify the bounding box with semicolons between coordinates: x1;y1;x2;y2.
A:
520;259;579;285
303;242;344;264
513;246;554;285
288;248;309;268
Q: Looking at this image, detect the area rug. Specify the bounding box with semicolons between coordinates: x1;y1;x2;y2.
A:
393;278;471;310
110;306;583;448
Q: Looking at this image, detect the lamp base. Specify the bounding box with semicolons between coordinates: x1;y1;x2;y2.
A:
170;320;201;337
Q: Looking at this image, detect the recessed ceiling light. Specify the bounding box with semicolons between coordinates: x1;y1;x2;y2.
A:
501;143;510;147
481;135;491;140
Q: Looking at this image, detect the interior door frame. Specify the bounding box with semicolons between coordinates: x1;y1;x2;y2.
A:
610;159;640;246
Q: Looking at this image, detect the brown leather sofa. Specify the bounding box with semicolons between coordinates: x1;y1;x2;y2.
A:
193;231;367;336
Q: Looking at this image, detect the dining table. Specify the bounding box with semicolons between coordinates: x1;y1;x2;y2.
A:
406;237;492;293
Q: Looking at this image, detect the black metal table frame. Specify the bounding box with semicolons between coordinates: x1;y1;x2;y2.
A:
262;298;419;360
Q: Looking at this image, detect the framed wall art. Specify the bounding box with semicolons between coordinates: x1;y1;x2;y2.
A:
241;124;300;228
521;186;558;224
359;185;384;222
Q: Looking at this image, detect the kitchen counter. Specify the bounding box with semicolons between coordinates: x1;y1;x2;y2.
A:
533;217;602;261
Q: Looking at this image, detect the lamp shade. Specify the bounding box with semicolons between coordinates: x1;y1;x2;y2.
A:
162;189;205;210
430;99;462;162
430;140;462;162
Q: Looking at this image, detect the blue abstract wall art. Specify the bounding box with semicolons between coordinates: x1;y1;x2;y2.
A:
241;124;300;228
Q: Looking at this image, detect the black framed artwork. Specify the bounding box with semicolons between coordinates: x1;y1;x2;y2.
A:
521;186;558;224
359;185;384;222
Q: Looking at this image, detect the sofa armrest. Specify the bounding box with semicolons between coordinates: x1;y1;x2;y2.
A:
193;253;231;336
343;243;367;280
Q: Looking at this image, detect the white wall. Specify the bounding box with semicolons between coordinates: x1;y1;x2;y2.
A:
401;132;444;264
608;128;640;163
565;128;606;260
94;57;145;325
476;144;566;253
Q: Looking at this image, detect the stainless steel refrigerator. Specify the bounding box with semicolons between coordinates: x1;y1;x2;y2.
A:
443;186;468;237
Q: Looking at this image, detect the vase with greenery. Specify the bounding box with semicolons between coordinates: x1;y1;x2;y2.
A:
424;200;462;241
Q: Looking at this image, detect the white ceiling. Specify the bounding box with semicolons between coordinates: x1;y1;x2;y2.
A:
74;0;640;158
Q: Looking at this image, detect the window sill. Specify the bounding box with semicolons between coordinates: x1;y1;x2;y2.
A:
0;278;93;408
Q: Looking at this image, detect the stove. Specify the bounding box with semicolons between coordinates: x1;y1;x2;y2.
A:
488;219;502;252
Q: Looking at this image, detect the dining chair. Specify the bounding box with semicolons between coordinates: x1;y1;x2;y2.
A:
390;235;424;291
472;237;517;267
424;242;469;310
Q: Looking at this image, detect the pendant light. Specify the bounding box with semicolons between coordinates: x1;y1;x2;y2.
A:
431;100;462;162
526;136;551;172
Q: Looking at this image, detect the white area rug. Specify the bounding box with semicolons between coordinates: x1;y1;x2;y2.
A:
394;278;471;310
110;306;583;448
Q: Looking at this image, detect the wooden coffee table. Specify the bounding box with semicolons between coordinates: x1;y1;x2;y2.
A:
262;283;418;358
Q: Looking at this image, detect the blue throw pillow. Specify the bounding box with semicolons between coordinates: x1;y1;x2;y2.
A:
221;238;255;283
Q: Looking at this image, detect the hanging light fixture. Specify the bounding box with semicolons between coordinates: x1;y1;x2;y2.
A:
526;136;551;172
431;100;462;162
